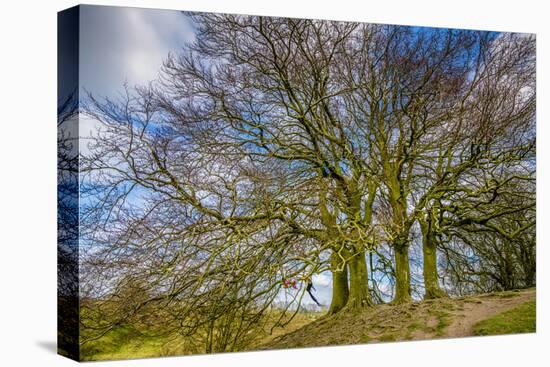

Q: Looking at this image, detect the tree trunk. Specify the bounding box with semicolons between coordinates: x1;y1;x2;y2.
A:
346;249;372;311
328;251;349;314
393;244;412;304
420;220;447;299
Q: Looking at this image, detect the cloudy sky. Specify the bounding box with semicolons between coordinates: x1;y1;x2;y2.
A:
78;5;334;309
80;5;195;96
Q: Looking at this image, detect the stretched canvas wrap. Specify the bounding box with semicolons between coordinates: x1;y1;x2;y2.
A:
58;4;536;362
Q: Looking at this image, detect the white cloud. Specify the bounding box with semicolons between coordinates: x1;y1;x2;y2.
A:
80;5;195;97
313;272;332;288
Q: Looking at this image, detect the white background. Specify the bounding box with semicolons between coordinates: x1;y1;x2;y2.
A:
0;0;548;365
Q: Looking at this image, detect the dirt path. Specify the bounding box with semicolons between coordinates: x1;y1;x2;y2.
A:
444;288;535;338
263;288;536;350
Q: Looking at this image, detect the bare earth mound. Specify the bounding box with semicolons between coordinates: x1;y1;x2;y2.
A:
262;288;535;350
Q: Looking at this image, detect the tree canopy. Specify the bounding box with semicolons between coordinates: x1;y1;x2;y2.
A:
78;14;535;353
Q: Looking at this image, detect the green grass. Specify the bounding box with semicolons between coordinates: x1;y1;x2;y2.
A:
434;311;452;336
80;310;323;361
80;292;536;359
80;325;178;361
378;333;397;342
425;308;452;336
359;334;372;343
473;301;536;336
405;321;422;339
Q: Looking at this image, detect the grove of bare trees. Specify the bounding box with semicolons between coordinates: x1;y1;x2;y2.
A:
76;14;535;354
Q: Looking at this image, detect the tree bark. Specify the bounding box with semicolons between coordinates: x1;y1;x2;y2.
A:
346;249;372;311
392;243;412;304
328;251;349;314
420;219;447;299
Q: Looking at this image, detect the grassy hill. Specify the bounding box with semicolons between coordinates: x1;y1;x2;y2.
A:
80;288;535;360
80;309;323;361
262;288;535;350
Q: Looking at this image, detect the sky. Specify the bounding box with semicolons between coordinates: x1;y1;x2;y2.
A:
80;5;195;97
78;5;334;309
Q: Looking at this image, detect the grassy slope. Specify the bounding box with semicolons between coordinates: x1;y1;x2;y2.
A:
80;288;535;360
80;311;322;361
80;325;177;361
263;288;536;350
473;301;536;336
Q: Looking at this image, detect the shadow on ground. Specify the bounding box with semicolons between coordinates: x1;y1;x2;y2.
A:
36;340;57;354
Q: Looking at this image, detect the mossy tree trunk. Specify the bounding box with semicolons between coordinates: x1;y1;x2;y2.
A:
420;217;447;299
328;251;349;314
383;164;413;305
346;249;372;311
393;243;412;304
321;171;376;314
